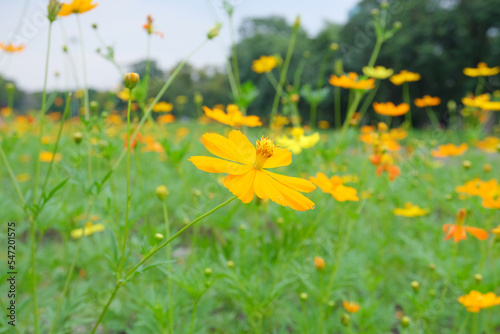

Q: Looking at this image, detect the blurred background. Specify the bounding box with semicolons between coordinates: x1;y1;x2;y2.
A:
0;0;499;126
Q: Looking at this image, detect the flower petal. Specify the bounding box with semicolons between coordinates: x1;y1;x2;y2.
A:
202;133;249;164
227;130;255;164
465;227;488;240
264;170;316;193
223;170;256;203
189;156;251;175
263;147;292;168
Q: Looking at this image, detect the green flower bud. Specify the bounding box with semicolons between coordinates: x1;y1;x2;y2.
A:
124;72;140;90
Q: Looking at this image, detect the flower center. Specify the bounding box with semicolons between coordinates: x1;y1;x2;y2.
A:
456;208;467;226
253;137;275;169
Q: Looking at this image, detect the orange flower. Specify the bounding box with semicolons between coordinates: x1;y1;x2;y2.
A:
314;256;325;270
482;196;500;209
39;151;62;162
456;179;498;198
329;73;375;90
343;301;360;313
203;105;262;127
252;55;278;73
189;130;316;211
442;209;488;242
141;136;164;153
143;15;164;38
463;62;500;77
373;102;410;116
475;137;500;153
157;114;175;124
58;0;98;16
309;173;359;202
458;291;500;312
414;95;441;108
389;70;421;85
376;162;400;181
431;143;468;157
0;43;25;53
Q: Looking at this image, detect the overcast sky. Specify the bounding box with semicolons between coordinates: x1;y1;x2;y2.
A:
0;0;359;92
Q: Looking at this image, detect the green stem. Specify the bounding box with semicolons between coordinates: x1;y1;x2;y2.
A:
403;83;412;128
367;39;382;68
77;16;90;121
310;102;318;128
340;92;363;135
358;80;380;121
475;77;485;96
118;92;133;276
0;144;26;207
189;298;200;334
316;50;333;89
162;202;174;334
90;195;237;332
334;86;341;129
425;106;440;128
270;22;299;125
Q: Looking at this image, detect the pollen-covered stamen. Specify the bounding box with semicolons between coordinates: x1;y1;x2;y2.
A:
456;208;467;227
253;137;276;169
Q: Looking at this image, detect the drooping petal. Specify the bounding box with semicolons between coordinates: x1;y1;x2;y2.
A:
254;171;315;211
263;147;292;168
189;156;251;175
465;227;488;240
227;130;255;164
223;170;256;203
264;170;316;193
202;133;249;164
443;225;456;240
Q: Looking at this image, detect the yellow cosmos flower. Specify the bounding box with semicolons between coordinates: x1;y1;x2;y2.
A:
393;203;429;217
431;143;468;157
252;55;278;73
343;301;360;313
492;225;500;238
117;88;134;101
203;105;262;127
39;151;62;162
329;72;375;90
58;0;98;16
456;178;498;198
373;102;410;116
0;43;25;53
16;173;30;182
390;70;421;85
275;127;320;154
309;173;359;202
71;222;105;239
153;101;173;112
189;130;316;211
463;62;500;77
176;95;188;104
362;66;394;79
458;291;500;312
1;107;12;117
462;94;500;111
414;95;441;108
157;114;175;124
475;137;500;153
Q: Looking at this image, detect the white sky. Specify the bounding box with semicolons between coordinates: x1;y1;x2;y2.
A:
0;0;359;92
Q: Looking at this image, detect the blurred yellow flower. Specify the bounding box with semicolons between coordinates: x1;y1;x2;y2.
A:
318;120;330;129
59;0;98;16
1;107;12;117
455;178;498;198
0;43;25;53
390;70;421;85
39;151;62;162
475;137;500;153
329;73;375;90
373;102;410;116
71;222;105;239
203;104;262;127
463;62;500;77
252;55;278;73
157;114;175;124
343;301;360;313
362;66;394;79
431;143;468;157
458;291;500;312
153;101;173;112
414;95;441;108
309;173;359;202
16;173;30;182
276;127;320;154
117;88;134;101
393;203;429;217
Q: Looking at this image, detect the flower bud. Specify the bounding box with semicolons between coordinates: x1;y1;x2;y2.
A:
474;273;483;283
92;23;98;29
483;163;491;172
334;59;344;76
47;0;61;22
155;233;164;241
156;185;169;200
207;23;222;39
429;289;436;297
227;260;235;268
411;280;420;292
5;83;15;93
276;217;284;225
290;94;299;103
330;43;339;52
341;313;351;326
299;292;308;301
371;8;380;16
462;160;471;169
204;268;213;278
124;72;140;90
401;316;410;328
380;1;389;9
429;263;436;271
63;45;68;53
314;257;326;270
303;50;311;59
328;300;335;308
294;16;301;29
393;21;402;30
73;132;83;144
194;92;203;104
447;100;457;111
90;100;99;111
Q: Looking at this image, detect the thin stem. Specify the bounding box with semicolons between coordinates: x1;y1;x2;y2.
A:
270;22;299;125
77;16;90;121
334;86;341;129
118;92;133;276
403;83;412;128
358;80;380;121
367;40;382;68
162;202;174;334
90;195;237;332
189;299;200;334
425;106;440;128
475;77;485;96
0;144;26;206
316;50;333;89
340;91;363;135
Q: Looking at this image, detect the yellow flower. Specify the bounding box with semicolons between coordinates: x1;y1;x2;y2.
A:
0;43;25;53
16;173;30;182
318;120;330;129
117;88;134;101
157;114;175;124
390;70;421;85
71;222;105;239
39;151;62;162
458;291;500;312
275;127;320;154
59;0;98;16
309;173;359;202
189;130;316;211
475;137;500;153
329;73;375;90
431;143;468;158
203;105;262;127
252;55;278;73
373;102;410;116
362;66;394;79
1;107;12;117
393;203;429;217
463;62;500;77
176;95;188;104
153;101;173;112
343;301;360;313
